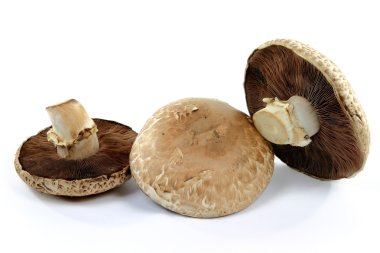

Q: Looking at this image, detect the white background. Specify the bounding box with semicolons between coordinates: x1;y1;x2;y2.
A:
1;1;379;252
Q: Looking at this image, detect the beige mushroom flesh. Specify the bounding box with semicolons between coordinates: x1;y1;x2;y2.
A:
15;99;137;196
45;99;100;160
130;98;274;218
244;39;370;179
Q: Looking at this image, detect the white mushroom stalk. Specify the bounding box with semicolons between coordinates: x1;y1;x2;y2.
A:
46;99;99;159
252;95;320;147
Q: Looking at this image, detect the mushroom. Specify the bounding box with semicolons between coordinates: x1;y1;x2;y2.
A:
244;39;370;179
130;98;274;218
15;99;137;196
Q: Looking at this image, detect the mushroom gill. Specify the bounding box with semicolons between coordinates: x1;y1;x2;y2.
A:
244;45;363;179
18;119;137;180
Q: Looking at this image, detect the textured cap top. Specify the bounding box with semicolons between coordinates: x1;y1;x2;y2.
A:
130;98;274;218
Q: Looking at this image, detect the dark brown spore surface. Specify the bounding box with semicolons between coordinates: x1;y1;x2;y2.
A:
19;119;137;180
244;45;362;179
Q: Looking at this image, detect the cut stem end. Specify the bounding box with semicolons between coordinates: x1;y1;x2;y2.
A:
46;99;99;159
252;96;320;147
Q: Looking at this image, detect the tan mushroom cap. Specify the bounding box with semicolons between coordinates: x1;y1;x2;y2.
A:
15;119;137;196
244;39;370;179
130;98;274;218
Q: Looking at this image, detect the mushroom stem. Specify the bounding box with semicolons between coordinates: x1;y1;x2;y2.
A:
46;99;99;159
252;95;320;147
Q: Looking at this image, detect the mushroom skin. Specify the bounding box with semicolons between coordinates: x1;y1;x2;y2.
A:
244;39;370;179
130;98;274;218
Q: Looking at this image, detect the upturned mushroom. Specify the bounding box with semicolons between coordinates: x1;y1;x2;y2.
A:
15;99;137;196
130;98;274;218
244;39;370;179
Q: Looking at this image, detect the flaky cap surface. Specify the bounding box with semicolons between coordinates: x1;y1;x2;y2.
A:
130;98;274;218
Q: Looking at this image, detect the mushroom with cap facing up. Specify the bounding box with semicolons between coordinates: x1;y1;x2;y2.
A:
15;99;137;196
244;39;370;180
130;98;274;218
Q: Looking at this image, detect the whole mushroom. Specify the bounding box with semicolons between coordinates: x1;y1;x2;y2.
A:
15;99;137;196
130;98;274;218
244;39;370;179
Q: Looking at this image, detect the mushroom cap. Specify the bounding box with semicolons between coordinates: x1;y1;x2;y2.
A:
244;39;370;179
130;98;274;218
15;119;137;196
